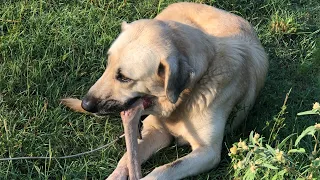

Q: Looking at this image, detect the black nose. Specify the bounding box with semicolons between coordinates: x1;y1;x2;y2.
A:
81;95;98;113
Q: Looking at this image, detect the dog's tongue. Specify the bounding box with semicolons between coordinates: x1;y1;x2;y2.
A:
142;97;152;109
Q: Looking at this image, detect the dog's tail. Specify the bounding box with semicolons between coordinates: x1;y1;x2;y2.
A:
60;98;88;114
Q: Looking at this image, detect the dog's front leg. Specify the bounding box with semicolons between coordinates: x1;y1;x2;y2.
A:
141;146;221;180
106;116;172;180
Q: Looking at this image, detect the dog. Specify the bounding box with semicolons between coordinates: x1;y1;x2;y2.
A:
62;2;268;179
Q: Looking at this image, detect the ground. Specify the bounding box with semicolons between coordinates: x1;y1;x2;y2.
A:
0;0;319;179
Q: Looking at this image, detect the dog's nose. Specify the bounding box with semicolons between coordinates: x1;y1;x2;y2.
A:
81;95;98;113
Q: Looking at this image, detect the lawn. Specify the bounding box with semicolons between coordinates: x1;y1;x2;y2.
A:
0;0;319;179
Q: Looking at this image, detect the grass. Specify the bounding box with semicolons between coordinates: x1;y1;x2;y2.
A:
0;0;319;179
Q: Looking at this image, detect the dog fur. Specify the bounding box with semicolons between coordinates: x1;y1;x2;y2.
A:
62;2;268;179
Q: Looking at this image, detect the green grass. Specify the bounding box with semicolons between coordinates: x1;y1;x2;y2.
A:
0;0;319;179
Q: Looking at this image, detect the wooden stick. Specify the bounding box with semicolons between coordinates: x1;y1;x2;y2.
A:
120;103;143;180
61;97;143;179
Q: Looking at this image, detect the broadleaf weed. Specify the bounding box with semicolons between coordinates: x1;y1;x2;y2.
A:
229;103;320;179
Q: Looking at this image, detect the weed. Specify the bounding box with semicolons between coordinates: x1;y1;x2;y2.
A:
229;104;320;179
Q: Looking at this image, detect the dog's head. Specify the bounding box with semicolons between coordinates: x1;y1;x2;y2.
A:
81;20;195;117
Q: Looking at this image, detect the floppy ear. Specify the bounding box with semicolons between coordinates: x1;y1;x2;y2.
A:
162;55;195;104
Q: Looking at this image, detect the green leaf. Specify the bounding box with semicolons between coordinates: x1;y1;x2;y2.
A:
278;133;296;149
266;144;276;154
295;126;316;146
312;159;320;167
297;110;318;115
271;173;278;180
261;163;278;169
288;148;306;154
271;169;287;180
244;151;253;162
243;168;255;180
62;53;69;61
249;131;254;144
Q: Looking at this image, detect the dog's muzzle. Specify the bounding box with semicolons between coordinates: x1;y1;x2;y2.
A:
81;95;148;115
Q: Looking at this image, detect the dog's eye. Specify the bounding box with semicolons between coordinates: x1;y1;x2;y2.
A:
158;63;165;78
116;70;132;83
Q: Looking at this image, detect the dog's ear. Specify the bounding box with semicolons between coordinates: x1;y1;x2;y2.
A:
121;21;129;31
161;55;195;104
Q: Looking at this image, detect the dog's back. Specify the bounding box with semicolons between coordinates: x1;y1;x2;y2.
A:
156;2;257;39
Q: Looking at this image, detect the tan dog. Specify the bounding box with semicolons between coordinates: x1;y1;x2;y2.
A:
62;2;268;179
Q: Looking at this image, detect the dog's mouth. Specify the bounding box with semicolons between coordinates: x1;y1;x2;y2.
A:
126;96;153;110
95;96;154;116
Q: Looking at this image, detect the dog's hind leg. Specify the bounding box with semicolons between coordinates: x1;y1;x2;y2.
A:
106;115;172;180
226;89;257;133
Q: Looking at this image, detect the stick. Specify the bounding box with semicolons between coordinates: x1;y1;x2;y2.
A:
120;103;143;180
